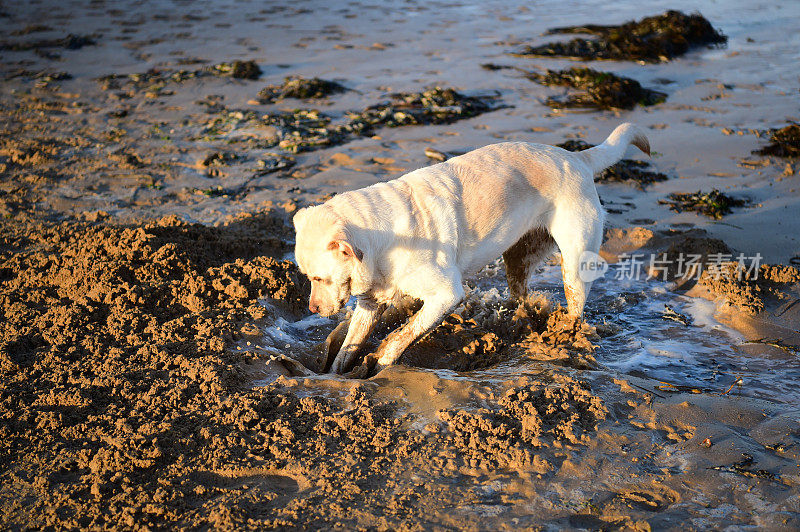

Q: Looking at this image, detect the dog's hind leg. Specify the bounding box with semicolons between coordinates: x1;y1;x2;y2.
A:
548;203;604;318
502;228;556;300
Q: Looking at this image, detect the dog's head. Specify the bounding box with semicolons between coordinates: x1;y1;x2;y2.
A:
293;206;363;316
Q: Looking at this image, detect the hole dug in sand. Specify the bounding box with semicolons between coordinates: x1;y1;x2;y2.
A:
265;290;601;380
396;292;599;373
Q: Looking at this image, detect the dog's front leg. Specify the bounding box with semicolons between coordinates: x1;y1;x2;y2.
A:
329;297;384;374
373;282;464;369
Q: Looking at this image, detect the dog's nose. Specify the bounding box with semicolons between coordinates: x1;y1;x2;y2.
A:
309;302;319;313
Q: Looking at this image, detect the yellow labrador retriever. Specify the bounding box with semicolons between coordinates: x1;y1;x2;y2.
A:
293;123;650;374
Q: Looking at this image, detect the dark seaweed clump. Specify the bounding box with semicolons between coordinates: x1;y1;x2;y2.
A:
96;61;261;96
515;10;726;63
265;109;345;153
257;76;347;103
200;151;239;167
558;139;667;188
346;87;499;134
754;124;800;158
198;88;500;154
531;67;666;110
710;453;781;481
270;88;499;152
194;107;339;153
659;189;747;219
0;33;96;51
211;60;262;80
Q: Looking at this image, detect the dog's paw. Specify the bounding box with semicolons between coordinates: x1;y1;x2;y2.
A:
339;353;386;379
329;356;350;375
342;360;389;379
342;364;371;380
369;362;390;378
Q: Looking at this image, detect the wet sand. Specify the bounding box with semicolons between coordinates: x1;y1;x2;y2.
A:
1;0;800;529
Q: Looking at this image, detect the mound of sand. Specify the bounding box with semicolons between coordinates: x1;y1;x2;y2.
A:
698;262;800;314
0;209;617;528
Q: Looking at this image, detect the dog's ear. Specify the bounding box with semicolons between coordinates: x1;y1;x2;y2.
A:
327;235;363;261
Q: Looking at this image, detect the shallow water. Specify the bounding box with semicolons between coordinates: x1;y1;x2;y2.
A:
583;270;800;406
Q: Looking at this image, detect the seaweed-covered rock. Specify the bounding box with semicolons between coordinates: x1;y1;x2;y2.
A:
257;76;347;103
269;88;498;151
480;63;509;71
256;153;296;174
266;109;345;153
346;87;499;133
659;189;747;219
196;108;338;153
557;139;595;152
515;10;726;63
754;124;800;158
96;60;262;96
198;88;500;154
200;151;239;167
531;67;666;110
557;139;667;188
211;60;262;79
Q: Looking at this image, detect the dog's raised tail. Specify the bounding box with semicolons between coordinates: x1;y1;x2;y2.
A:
582;123;650;175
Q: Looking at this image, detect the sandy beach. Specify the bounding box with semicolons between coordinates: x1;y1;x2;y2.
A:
2;0;800;529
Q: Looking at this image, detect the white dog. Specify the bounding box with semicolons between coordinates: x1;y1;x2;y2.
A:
293;123;650;374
